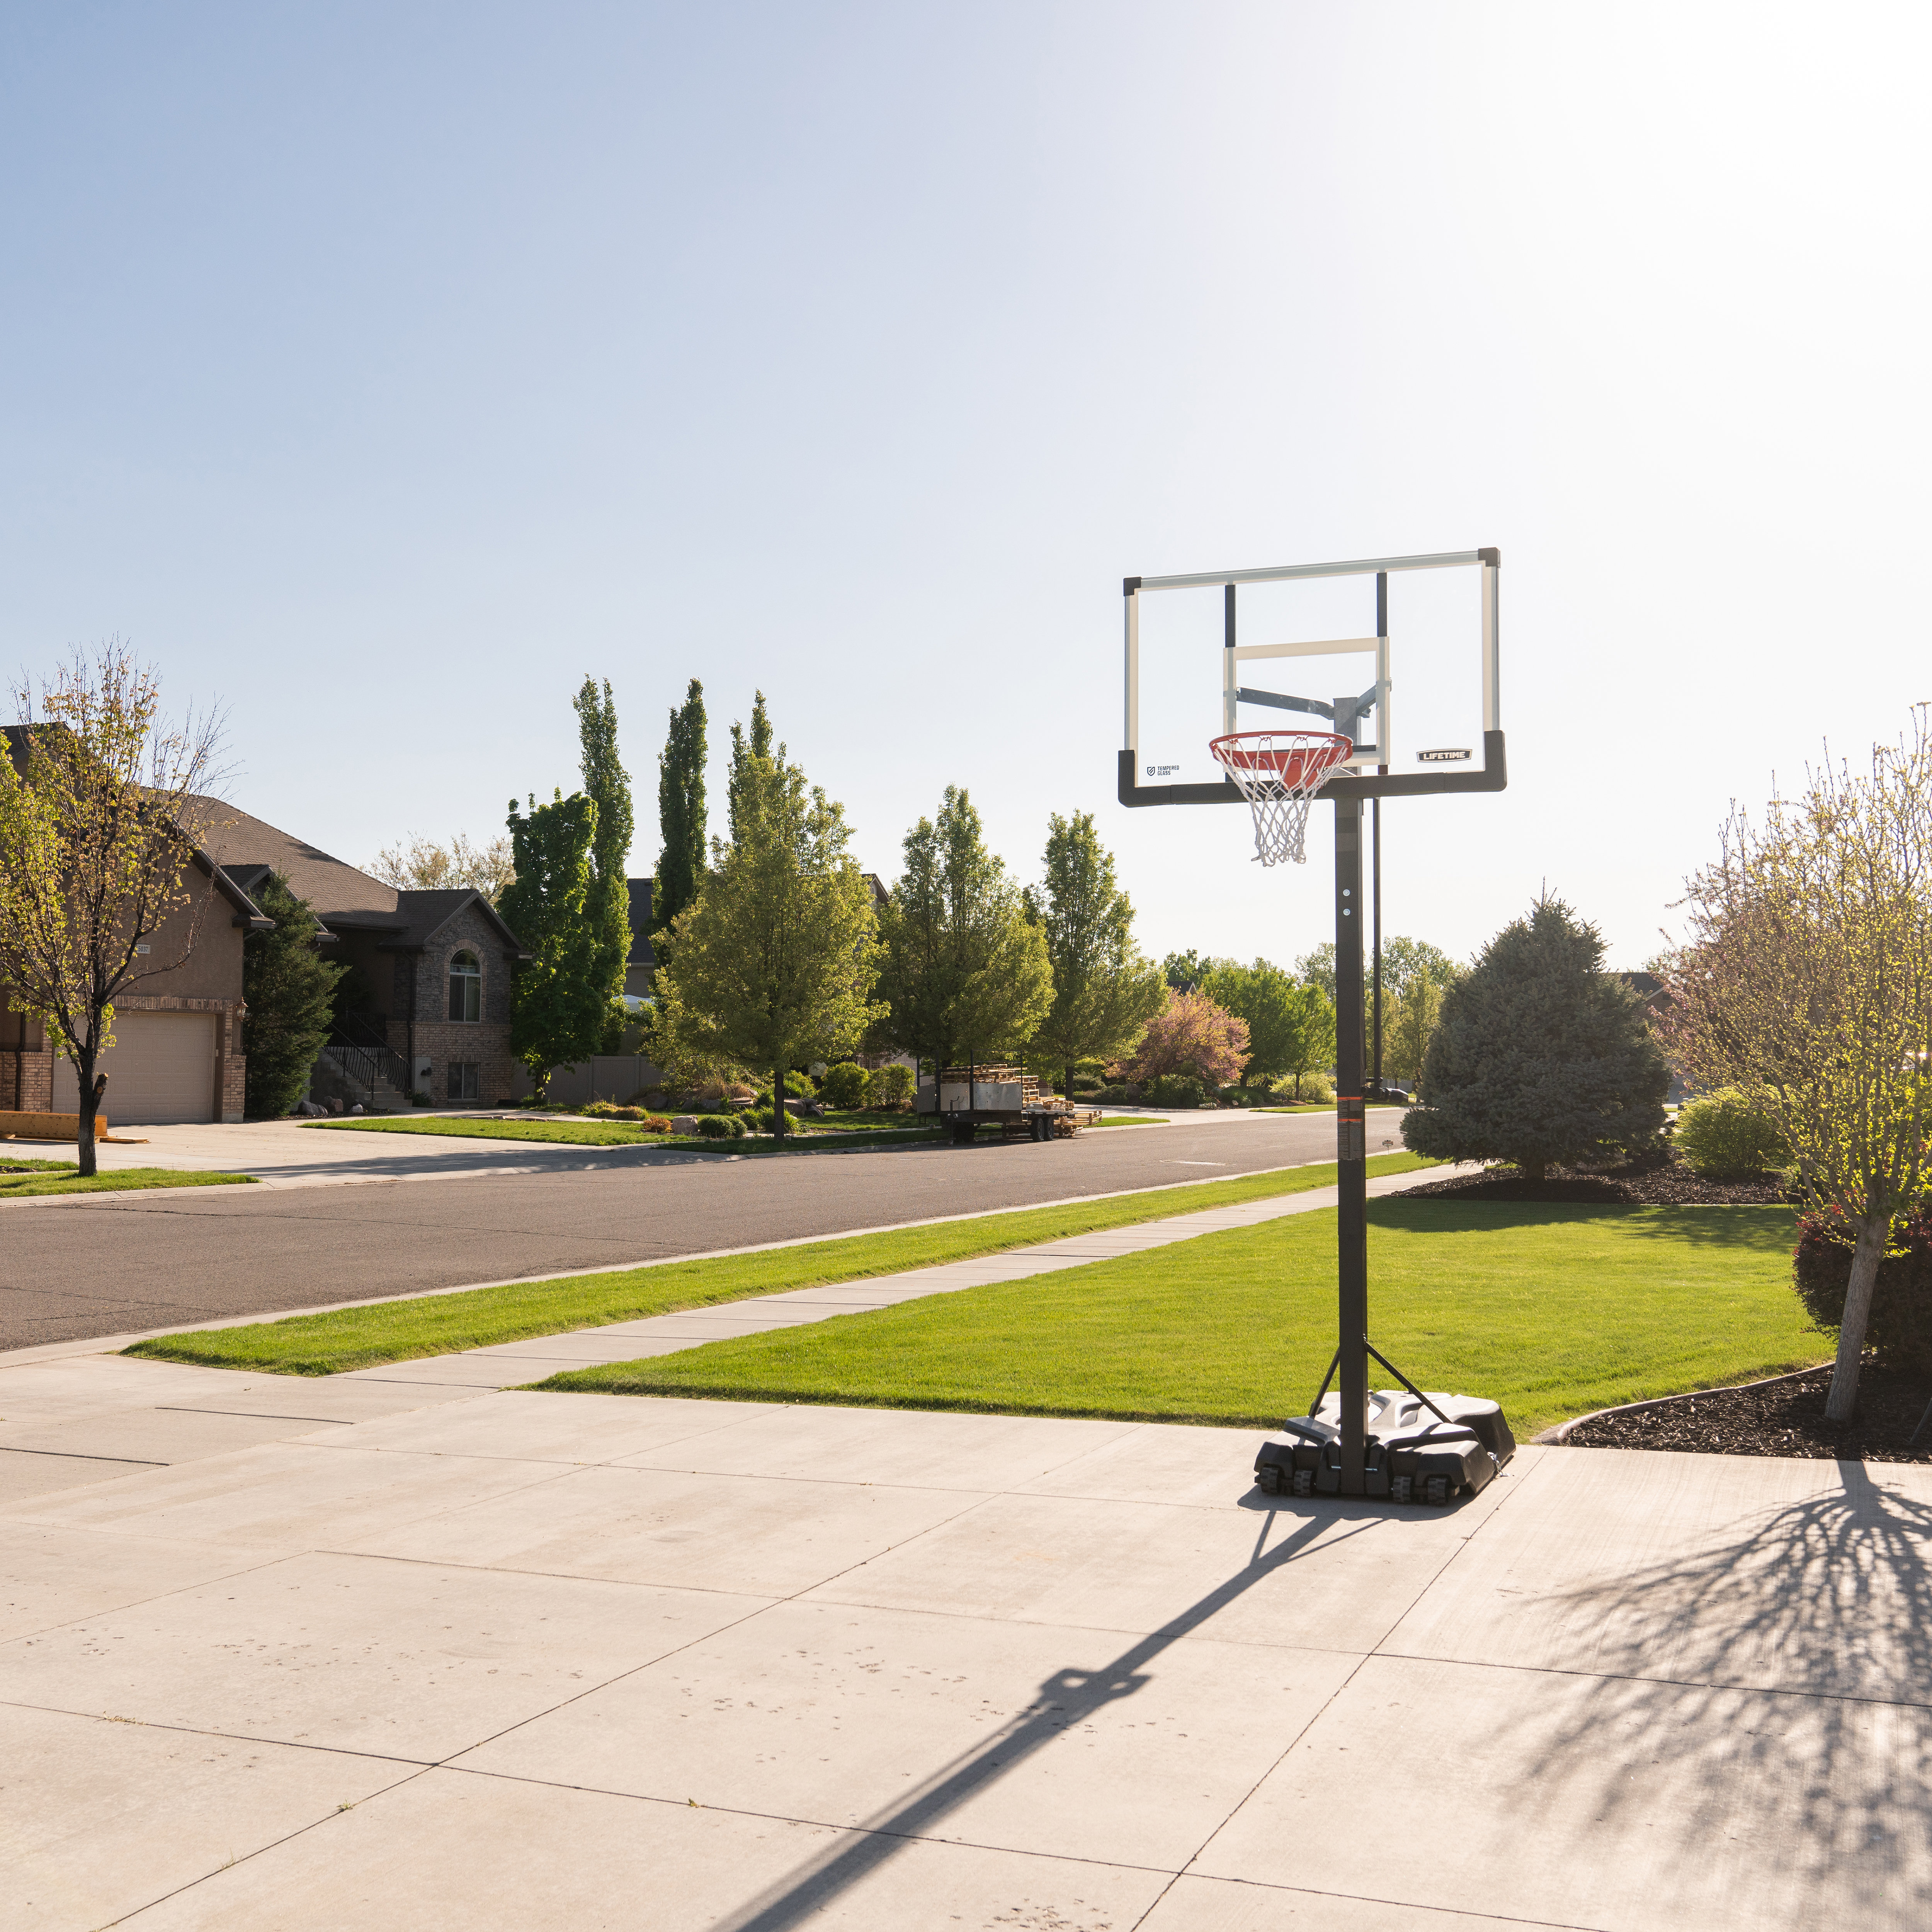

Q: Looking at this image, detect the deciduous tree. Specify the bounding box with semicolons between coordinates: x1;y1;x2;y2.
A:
499;791;606;1094
1027;812;1164;1097
655;745;881;1140
1122;988;1250;1089
874;788;1053;1087
1662;712;1932;1420
1199;957;1316;1087
1401;896;1668;1182
0;647;225;1174
368;831;514;902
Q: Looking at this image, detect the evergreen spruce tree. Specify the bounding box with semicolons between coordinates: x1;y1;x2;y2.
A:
651;678;707;946
1401;896;1668;1179
241;872;344;1117
499;791;607;1094
573;677;633;1012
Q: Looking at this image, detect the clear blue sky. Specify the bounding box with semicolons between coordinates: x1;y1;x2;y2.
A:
5;3;1927;970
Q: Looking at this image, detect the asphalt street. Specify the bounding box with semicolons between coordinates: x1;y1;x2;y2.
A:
0;1112;1396;1352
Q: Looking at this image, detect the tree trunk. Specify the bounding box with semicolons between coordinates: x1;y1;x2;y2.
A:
772;1061;786;1140
76;1061;101;1179
1825;1214;1888;1422
1065;1061;1074;1105
1524;1156;1546;1183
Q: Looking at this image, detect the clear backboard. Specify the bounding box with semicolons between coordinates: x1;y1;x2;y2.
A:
1119;548;1503;806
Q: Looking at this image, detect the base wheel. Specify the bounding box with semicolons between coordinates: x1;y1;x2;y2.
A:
1424;1475;1449;1506
1292;1468;1315;1498
1255;1464;1284;1497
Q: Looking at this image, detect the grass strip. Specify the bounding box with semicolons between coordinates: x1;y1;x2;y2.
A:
0;1167;256;1199
122;1151;1435;1375
535;1201;1818;1437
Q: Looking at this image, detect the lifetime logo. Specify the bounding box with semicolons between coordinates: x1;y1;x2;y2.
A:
1417;748;1473;763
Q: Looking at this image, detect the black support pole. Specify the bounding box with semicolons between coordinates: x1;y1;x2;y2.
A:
1334;794;1368;1495
1371;570;1388;1093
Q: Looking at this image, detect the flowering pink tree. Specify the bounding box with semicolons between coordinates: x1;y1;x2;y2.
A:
1119;988;1250;1088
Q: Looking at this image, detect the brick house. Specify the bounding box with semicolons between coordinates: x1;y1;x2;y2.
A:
209;806;527;1109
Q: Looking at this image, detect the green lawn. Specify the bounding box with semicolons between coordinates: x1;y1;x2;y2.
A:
534;1201;1821;1437
123;1151;1434;1375
0;1163;256;1199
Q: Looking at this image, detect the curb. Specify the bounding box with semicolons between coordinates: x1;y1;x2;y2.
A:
1534;1362;1834;1444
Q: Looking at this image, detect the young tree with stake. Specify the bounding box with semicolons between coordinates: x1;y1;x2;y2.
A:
1663;712;1932;1422
0;649;225;1175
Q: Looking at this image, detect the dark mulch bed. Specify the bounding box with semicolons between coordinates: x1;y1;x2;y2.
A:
1565;1360;1932;1463
1399;1150;1792;1206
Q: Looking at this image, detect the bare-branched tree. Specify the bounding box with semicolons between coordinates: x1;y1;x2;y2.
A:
0;647;228;1174
368;831;514;904
1663;708;1932;1420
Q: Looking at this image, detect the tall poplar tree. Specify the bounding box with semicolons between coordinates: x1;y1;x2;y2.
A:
573;677;633;1014
726;690;777;846
1027;811;1163;1097
652;678;707;946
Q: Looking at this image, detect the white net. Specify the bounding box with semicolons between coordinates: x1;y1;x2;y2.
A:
1209;731;1354;866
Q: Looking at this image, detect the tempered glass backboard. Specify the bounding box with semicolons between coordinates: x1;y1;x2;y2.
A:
1126;553;1495;789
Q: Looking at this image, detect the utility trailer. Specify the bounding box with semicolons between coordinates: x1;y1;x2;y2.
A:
915;1064;1101;1145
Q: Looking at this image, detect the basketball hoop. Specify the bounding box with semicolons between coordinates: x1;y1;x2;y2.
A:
1209;730;1354;866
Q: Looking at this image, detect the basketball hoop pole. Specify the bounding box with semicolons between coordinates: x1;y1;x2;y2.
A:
1333;793;1370;1494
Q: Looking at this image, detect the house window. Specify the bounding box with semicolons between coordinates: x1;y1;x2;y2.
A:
448;1061;481;1101
448;951;481;1022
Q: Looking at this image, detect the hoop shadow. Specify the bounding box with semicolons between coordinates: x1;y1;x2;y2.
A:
711;1499;1382;1930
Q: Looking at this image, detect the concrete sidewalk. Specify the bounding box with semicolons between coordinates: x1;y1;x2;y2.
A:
3;1370;1927;1930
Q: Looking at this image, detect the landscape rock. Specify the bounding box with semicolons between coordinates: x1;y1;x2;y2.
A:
671;1114;700;1135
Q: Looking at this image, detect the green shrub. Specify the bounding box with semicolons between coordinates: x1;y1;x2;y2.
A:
1270;1073;1333;1103
871;1064;916;1111
694;1114;743;1139
1793;1204;1932;1376
820;1062;871;1110
1149;1073;1206;1108
1675;1088;1791;1177
739;1107;777;1132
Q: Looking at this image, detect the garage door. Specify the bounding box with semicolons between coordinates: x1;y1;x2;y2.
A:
53;1012;217;1124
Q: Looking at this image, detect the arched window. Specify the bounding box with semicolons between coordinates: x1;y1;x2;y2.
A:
448;951;481;1022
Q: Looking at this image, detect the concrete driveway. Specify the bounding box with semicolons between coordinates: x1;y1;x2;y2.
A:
3;1351;1925;1931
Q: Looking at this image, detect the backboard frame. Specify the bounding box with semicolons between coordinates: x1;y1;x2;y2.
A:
1118;546;1504;806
